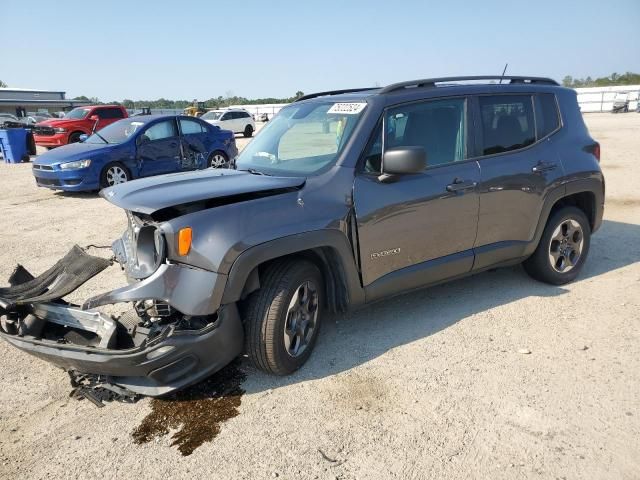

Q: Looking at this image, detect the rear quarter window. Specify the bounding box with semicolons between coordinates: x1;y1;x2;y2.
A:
535;93;561;138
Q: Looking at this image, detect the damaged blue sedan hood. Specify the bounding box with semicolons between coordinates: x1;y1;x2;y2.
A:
101;169;306;215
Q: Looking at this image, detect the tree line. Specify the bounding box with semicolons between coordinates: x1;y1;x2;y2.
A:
562;72;640;88
71;91;306;110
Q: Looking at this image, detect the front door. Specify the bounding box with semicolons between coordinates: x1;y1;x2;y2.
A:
472;93;565;269
137;118;183;177
353;97;480;300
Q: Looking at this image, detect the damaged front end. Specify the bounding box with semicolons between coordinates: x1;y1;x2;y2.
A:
0;225;243;400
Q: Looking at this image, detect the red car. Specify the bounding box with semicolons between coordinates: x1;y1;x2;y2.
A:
33;105;128;148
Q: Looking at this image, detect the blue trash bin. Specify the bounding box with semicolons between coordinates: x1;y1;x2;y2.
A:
0;128;29;163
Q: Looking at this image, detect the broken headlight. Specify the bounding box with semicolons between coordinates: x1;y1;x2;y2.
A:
131;225;166;279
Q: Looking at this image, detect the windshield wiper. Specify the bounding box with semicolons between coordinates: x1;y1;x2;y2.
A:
240;168;271;176
91;131;109;144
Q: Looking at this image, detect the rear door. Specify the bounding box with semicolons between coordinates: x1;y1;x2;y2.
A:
472;93;565;269
137;118;183;176
353;97;480;297
178;117;210;169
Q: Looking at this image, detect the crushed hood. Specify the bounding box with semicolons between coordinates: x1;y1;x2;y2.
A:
101;169;306;216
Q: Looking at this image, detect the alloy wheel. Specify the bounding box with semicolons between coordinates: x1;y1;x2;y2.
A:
283;281;319;357
106;165;128;186
548;218;584;273
210;154;227;168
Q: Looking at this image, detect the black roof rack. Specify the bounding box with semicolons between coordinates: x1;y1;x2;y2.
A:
379;76;559;94
294;88;376;102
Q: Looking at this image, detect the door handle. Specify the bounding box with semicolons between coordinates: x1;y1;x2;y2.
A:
532;162;557;173
446;179;477;192
169;142;178;148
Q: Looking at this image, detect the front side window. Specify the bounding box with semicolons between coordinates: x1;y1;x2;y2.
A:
95;108;124;119
236;101;365;175
479;95;535;155
180;118;205;135
364;98;466;172
143;120;178;141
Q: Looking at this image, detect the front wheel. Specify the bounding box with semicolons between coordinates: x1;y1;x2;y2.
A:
243;125;254;138
244;259;324;375
100;162;131;188
523;206;591;285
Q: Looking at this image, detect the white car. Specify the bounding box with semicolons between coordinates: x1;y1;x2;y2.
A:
201;108;256;137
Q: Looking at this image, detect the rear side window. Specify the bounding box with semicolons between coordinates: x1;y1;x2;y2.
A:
144;120;178;141
535;94;560;138
179;118;206;135
479;95;535;155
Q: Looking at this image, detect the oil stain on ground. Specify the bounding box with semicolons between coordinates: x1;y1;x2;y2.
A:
132;361;246;456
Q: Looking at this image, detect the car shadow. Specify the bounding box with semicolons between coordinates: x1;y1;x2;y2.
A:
54;190;100;199
240;219;640;393
132;219;640;454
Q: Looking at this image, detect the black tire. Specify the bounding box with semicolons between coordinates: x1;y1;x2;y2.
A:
244;259;324;375
68;131;84;144
208;150;229;168
100;162;131;188
523;206;591;285
243;125;254;138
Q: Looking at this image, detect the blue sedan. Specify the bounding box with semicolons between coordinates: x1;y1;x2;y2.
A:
31;115;238;192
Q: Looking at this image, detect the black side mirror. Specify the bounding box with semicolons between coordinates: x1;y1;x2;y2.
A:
379;146;427;182
137;134;150;146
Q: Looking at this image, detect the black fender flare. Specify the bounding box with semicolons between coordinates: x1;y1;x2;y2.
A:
524;176;604;257
221;229;365;309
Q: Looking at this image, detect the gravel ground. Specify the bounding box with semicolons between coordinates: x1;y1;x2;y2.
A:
0;115;638;480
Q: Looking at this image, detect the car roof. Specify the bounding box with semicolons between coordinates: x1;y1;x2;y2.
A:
296;76;567;105
120;114;201;124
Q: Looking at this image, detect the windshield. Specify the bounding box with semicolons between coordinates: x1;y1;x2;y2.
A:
64;108;90;120
201;111;223;121
85;119;146;144
235;101;365;175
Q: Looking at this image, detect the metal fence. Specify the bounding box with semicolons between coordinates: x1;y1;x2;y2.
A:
576;85;640;113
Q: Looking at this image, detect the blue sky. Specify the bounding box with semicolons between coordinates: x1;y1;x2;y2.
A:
2;0;639;101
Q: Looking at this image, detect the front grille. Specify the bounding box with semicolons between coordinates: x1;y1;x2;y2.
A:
32;164;54;171
36;178;61;186
33;126;55;136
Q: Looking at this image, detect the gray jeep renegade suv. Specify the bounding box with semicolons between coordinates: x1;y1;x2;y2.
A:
0;76;604;398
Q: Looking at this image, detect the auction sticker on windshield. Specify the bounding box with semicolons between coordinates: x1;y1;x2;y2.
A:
328;103;367;114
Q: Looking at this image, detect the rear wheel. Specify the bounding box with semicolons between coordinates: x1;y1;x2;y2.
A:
100;162;131;188
244;259;324;375
243;125;254;138
208;150;229;168
523;206;591;285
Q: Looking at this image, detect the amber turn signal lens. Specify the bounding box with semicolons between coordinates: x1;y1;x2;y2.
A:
177;227;192;256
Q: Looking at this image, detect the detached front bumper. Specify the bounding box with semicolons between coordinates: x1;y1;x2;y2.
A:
1;303;243;397
0;246;243;397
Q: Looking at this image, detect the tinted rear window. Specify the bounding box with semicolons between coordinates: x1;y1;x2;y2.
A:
479;95;535;155
535;94;560;138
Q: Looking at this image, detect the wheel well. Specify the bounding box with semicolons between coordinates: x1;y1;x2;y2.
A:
68;131;85;141
549;191;596;230
244;248;350;314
